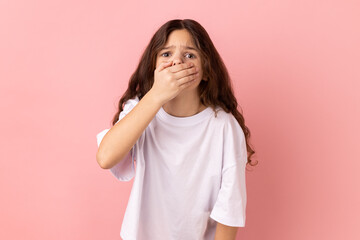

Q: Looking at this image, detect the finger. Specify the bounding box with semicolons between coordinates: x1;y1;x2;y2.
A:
169;62;194;73
178;72;199;87
179;77;197;91
174;65;198;80
156;61;173;72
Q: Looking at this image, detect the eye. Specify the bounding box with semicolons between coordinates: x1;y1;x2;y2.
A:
185;53;196;59
161;52;170;57
160;52;196;59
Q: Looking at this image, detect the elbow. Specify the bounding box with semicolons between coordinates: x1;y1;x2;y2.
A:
96;151;111;169
97;150;126;169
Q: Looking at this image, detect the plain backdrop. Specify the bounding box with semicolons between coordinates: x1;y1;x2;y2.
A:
1;0;359;239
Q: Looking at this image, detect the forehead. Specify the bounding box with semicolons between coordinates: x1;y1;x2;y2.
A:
164;29;196;48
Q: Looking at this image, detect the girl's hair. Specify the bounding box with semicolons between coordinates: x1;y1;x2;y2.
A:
111;19;257;168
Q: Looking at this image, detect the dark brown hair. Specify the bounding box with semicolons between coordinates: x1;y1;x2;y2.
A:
111;19;257;168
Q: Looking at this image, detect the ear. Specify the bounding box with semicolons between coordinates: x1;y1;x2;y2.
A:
202;71;209;81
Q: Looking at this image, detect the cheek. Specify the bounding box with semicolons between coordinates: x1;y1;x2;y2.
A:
156;59;170;67
196;66;203;76
155;56;164;66
155;59;163;69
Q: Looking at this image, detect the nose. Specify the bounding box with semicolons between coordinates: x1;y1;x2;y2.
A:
172;55;183;66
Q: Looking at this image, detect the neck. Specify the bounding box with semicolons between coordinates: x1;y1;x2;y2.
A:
162;90;206;117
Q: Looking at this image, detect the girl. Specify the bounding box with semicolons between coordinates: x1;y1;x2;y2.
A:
96;19;256;240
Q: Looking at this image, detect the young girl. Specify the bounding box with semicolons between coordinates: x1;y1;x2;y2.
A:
96;19;256;240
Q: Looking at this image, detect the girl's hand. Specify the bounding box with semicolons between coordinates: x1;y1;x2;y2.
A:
151;61;199;105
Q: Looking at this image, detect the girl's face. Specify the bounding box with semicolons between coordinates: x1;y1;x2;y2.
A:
155;29;204;87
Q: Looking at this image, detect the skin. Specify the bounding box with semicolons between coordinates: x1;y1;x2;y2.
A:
214;222;239;240
155;29;208;117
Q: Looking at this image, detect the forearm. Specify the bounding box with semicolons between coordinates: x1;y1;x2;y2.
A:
214;222;238;240
96;89;162;169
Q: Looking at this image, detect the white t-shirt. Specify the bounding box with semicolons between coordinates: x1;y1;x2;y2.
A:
96;95;247;240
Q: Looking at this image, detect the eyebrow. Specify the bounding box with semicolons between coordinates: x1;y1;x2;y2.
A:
160;45;198;51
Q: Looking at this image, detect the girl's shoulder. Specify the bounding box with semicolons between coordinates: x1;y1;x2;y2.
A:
210;106;244;134
211;106;236;122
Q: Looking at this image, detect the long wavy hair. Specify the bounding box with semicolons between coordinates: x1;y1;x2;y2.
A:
111;19;257;168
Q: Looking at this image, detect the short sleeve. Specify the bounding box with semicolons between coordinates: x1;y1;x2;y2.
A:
209;114;247;227
96;96;141;182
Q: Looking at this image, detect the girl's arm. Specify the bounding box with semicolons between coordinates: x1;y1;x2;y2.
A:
96;89;162;169
214;222;239;240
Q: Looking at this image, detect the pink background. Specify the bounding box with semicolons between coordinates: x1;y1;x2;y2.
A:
1;0;359;239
